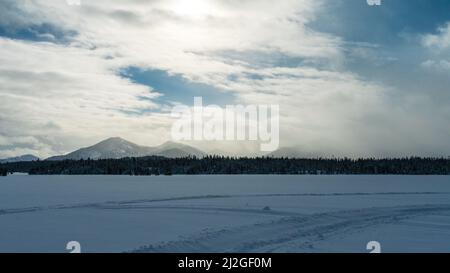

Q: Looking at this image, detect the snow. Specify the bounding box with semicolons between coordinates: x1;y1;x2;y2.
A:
0;175;449;253
46;138;205;160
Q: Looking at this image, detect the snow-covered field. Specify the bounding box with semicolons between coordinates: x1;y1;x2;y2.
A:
0;175;449;253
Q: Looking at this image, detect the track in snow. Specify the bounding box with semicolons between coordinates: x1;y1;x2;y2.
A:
1;191;448;216
133;204;450;253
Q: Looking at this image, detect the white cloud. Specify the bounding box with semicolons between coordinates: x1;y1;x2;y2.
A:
0;38;173;157
0;0;449;157
422;22;450;50
421;59;450;72
421;22;450;74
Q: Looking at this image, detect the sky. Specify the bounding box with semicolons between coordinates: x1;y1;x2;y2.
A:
0;0;450;158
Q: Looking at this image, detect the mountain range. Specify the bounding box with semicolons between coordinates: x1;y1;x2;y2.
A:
0;137;308;163
46;137;206;161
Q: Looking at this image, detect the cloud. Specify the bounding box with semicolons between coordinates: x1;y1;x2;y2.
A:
422;22;450;50
0;37;172;157
0;0;450;157
421;22;450;74
421;59;450;72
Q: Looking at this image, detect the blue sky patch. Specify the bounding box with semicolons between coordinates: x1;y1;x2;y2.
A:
311;0;450;45
0;23;76;43
121;67;236;106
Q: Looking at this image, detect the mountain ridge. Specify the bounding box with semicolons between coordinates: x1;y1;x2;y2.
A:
0;154;40;163
46;137;206;161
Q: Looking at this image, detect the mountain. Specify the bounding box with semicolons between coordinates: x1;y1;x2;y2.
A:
46;137;206;161
151;141;206;158
46;137;152;161
0;154;40;163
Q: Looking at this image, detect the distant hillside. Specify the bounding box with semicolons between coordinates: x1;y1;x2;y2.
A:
0;154;39;164
151;141;206;158
46;137;205;160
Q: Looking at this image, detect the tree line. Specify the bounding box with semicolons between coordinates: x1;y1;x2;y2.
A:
0;167;7;176
1;156;450;175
